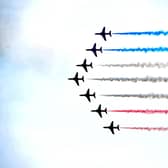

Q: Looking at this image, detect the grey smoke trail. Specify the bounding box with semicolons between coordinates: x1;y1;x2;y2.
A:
100;62;168;68
101;93;168;99
89;77;168;83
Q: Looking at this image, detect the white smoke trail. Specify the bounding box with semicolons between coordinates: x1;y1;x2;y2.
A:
90;76;168;82
100;62;168;68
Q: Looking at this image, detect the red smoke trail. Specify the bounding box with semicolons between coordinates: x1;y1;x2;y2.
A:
121;127;168;131
108;109;168;114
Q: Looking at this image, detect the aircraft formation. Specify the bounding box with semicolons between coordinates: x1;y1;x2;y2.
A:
68;27;120;135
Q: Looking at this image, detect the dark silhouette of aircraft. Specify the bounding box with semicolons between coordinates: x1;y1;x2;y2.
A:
76;59;93;72
95;27;112;41
91;104;107;118
103;121;120;134
86;43;102;57
80;89;96;102
68;72;84;86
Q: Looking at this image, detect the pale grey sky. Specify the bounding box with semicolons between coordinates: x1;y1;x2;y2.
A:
1;0;168;167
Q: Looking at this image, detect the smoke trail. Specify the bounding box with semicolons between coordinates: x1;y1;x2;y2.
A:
103;47;168;53
89;77;168;83
101;94;168;99
109;109;168;114
112;30;168;36
100;62;168;68
121;127;168;131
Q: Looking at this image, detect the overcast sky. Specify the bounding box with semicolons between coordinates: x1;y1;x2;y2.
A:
1;0;168;167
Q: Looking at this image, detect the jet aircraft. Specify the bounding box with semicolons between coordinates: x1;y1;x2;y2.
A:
68;72;84;86
91;104;107;118
86;43;102;57
76;59;93;72
95;27;112;41
80;89;96;102
103;121;120;134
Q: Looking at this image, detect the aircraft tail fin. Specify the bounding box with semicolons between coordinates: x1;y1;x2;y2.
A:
117;125;120;131
93;92;96;98
82;76;84;82
109;30;112;36
105;108;107;114
90;62;93;68
100;47;103;53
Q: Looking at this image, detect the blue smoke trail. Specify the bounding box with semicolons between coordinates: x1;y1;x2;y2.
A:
104;47;168;53
112;31;168;36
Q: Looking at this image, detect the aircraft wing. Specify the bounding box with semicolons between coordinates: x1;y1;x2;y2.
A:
75;79;79;86
98;112;102;118
83;66;88;72
83;59;87;64
93;50;97;57
111;129;114;134
86;95;91;102
102;34;106;41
